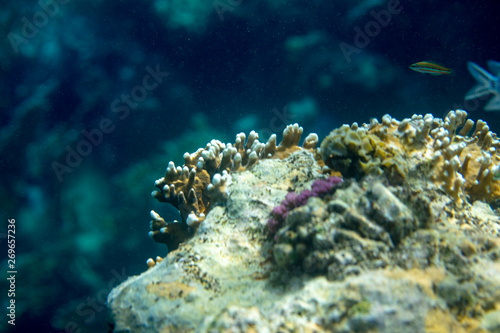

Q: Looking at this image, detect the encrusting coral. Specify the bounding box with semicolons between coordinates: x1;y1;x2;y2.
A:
270;178;419;278
267;176;343;235
149;123;321;251
267;110;500;281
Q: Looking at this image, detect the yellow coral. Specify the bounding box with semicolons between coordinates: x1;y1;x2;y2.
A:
320;110;500;205
320;121;409;184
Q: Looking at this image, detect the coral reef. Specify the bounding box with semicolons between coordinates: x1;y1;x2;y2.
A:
271;179;420;277
320;110;500;204
149;124;320;250
267;175;343;235
108;112;500;333
5;0;499;330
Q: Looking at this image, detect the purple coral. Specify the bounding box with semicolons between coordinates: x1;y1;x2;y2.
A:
267;176;343;235
311;176;344;196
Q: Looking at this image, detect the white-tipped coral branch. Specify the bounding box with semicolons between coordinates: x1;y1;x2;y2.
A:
320;109;500;205
149;124;320;250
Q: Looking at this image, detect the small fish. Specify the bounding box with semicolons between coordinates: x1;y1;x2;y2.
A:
409;61;453;76
465;60;500;111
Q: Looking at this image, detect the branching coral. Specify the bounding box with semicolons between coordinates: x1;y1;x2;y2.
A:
320;110;500;205
149;124;320;251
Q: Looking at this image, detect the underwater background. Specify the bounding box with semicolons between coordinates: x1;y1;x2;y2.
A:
2;0;500;332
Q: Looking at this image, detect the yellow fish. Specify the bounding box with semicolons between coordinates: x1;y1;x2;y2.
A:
410;61;453;76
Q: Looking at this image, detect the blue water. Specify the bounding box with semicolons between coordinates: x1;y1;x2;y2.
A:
2;0;500;332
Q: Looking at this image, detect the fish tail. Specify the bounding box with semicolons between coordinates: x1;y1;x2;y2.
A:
485;95;500;111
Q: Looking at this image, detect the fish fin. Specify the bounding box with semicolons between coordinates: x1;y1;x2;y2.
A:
465;84;493;100
468;61;497;84
487;60;500;76
465;62;496;99
423;60;444;66
484;94;500;111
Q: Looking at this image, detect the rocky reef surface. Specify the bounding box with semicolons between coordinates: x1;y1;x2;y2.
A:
108;111;500;333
